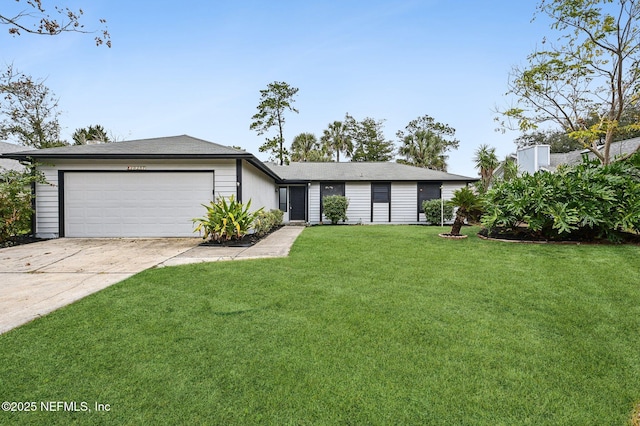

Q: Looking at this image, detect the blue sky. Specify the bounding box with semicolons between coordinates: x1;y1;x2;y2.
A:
2;1;552;177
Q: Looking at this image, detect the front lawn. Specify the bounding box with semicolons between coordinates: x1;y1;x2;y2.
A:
1;226;639;424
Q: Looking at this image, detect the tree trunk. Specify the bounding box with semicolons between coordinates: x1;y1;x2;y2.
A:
450;211;465;236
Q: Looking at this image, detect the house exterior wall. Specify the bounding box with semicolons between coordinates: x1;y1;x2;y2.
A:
34;159;237;238
241;160;277;212
301;180;470;225
391;182;416;223
345;182;370;224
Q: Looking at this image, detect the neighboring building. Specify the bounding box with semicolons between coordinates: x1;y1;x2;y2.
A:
513;137;640;175
1;135;477;238
0;141;32;173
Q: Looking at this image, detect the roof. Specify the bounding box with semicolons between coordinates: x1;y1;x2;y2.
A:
0;135;280;181
1;135;246;159
549;137;640;170
268;161;477;182
0;141;33;172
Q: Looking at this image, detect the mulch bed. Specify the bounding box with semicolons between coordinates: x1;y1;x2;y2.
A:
0;235;48;249
477;227;640;245
198;225;283;247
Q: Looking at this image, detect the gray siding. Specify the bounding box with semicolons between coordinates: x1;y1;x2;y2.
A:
391;182;416;223
241;160;277;212
345;182;370;224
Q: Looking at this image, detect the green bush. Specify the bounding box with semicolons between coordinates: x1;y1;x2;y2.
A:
0;168;45;244
422;199;454;225
254;209;284;236
193;195;263;242
482;159;640;241
323;195;349;224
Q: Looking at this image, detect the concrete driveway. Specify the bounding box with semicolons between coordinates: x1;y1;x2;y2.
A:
0;238;200;334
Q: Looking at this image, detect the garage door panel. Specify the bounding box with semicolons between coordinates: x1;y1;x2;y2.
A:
64;172;214;237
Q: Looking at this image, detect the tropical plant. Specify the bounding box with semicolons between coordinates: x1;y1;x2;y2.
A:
474;144;499;193
448;187;481;236
0;167;46;243
482;159;640;241
396;115;459;171
321;120;352;162
250;81;299;165
291;133;328;162
253;209;284;237
322;195;349;224
193;195;263;242
422;199;454;225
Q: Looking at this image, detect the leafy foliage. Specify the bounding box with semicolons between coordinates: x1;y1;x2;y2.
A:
498;0;640;164
72;124;110;145
474;144;499;193
396;115;459;171
0;167;46;243
253;209;284;237
193;195;263;242
250;81;299;165
482;159;640;241
345;114;395;162
0;66;66;148
422;199;454;225
322;195;349;224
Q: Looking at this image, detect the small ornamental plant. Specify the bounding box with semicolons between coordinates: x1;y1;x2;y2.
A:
193;195;262;242
322;195;349;224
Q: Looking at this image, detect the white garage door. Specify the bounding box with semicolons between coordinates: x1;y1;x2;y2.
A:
64;171;215;237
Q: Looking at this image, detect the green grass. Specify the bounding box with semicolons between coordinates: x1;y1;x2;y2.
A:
1;225;639;425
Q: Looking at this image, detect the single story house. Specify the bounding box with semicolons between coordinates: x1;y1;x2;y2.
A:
1;135;477;238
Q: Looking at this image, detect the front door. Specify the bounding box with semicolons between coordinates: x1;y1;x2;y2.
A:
289;186;306;221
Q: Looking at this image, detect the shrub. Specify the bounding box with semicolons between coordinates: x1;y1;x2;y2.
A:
254;209;284;236
0;168;45;244
482;159;640;241
193;195;263;242
422;199;454;225
448;187;482;235
323;195;349;224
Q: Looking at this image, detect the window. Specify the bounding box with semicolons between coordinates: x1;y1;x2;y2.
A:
418;182;441;212
321;182;345;198
279;187;287;212
372;183;390;203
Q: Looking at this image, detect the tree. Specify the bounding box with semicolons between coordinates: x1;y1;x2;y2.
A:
321;120;352;162
1;0;110;47
499;0;640;165
447;187;481;236
72;124;110;145
0;66;66;148
474;144;500;193
396;115;459;171
346;114;395;162
291;132;329;162
250;81;299;165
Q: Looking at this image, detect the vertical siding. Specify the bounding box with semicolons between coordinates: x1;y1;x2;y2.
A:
308;182;321;223
241;161;277;212
345;182;370;224
34;159;237;238
391;182;417;223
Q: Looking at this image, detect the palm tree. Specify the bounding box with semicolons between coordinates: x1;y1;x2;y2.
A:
448;187;480;236
398;130;448;171
473;144;499;193
290;132;320;162
321;121;352;162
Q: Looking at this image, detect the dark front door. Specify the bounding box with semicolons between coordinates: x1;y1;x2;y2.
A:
289;186;306;221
